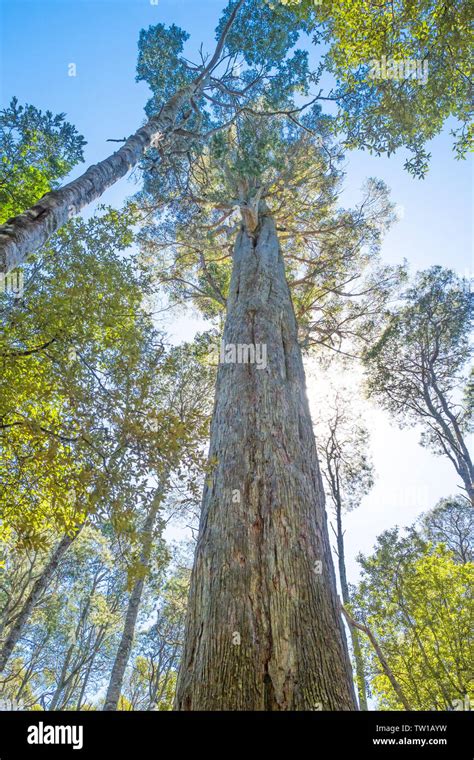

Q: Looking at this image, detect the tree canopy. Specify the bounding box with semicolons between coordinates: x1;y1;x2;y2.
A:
363;267;473;504
0;98;85;224
276;0;473;175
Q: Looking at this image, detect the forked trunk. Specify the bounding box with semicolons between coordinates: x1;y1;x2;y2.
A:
175;212;357;710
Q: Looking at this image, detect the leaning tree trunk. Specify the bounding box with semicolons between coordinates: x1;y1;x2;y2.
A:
0;89;189;274
0;0;245;274
175;211;357;711
335;504;368;711
341;605;413;711
0;525;83;672
103;491;163;711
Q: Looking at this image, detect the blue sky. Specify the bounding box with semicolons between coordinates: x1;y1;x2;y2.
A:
1;0;472;580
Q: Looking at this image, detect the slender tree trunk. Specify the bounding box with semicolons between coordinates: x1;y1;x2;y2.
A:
76;650;96;711
103;492;163;711
0;526;83;672
49;644;74;710
0;0;245;274
335;506;368;710
0;90;190;273
175;211;357;711
341;605;413;711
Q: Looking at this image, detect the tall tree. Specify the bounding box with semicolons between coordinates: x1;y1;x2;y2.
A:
143;142;398;710
175;208;357;710
138;97;397;706
363;267;473;504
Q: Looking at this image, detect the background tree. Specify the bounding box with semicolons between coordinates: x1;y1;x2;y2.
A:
0;201;212;674
363;267;473;504
1;520;191;710
103;339;215;711
352;522;473;710
313;379;374;710
0;526;127;710
0;207;150;671
419;496;473;563
122;565;190;711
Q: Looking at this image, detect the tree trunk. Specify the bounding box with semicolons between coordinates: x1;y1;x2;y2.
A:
0;0;245;274
0;90;190;273
103;492;162;711
341;605;413;711
49;643;74;710
0;526;83;673
76;647;97;711
335;505;368;711
175;211;357;711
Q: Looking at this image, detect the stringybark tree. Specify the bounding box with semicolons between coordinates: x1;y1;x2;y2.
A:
136;33;398;703
175;209;357;709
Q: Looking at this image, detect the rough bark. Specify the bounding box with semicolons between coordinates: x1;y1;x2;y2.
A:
335;506;368;711
175;212;357;711
0;525;83;673
103;492;162;711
